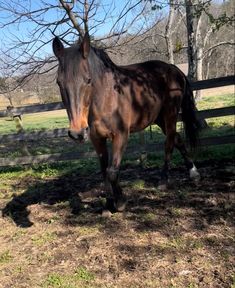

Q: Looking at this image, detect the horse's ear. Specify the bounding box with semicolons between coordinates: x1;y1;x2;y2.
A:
81;32;90;59
53;37;64;59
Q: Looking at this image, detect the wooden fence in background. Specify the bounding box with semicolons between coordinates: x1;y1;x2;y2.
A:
0;76;234;167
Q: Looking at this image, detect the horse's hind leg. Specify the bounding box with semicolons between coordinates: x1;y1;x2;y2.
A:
157;110;178;190
156;115;200;184
174;133;200;180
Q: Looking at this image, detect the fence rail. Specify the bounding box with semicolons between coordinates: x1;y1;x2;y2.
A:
0;106;234;143
0;76;234;167
190;75;234;90
0;76;234;118
0;134;234;167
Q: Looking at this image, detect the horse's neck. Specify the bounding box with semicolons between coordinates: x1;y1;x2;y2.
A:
89;48;117;83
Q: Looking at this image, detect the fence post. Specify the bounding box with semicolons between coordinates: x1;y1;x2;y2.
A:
13;115;31;156
138;130;147;165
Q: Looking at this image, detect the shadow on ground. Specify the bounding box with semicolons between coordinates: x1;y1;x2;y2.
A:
1;159;235;233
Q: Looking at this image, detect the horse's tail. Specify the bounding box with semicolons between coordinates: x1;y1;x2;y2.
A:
181;77;200;148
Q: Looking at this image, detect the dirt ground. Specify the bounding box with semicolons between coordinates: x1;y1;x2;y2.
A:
0;159;234;288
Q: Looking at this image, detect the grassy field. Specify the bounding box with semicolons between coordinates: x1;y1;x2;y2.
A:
0;157;234;288
0;91;234;288
0;92;234;159
0;91;234;134
0;110;68;134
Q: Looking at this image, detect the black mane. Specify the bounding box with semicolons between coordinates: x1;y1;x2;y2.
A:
92;47;116;68
86;46;117;79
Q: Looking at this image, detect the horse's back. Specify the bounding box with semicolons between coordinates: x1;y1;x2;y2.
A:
121;60;183;76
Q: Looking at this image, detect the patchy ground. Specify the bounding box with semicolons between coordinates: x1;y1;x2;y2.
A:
0;159;234;288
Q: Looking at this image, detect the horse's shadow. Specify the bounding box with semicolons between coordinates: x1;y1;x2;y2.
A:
2;161;234;231
2;168;105;227
1;162;163;227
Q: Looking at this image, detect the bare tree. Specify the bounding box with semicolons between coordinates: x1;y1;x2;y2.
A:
0;0;233;96
0;0;154;89
0;1;102;85
165;0;178;63
185;0;235;83
0;60;16;106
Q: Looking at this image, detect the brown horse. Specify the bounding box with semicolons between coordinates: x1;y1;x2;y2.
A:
53;33;200;212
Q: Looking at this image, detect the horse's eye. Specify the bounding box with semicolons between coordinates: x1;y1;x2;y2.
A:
87;78;91;84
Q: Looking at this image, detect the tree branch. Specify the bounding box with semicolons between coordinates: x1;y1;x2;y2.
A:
203;41;235;59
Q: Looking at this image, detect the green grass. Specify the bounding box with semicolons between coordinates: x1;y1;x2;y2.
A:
43;274;63;288
31;232;57;246
130;179;146;190
0;159;99;189
197;93;234;110
74;267;95;282
0;143;233;187
0;110;68;134
0;250;13;264
0;91;234;175
42;267;95;288
23;112;68;131
0;93;234;136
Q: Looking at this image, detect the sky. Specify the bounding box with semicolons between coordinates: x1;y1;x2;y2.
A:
0;0;162;61
0;0;225;73
0;1;135;43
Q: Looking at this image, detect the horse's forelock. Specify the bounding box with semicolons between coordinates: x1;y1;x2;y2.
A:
61;44;115;83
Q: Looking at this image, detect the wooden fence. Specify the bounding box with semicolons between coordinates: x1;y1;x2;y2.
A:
0;76;234;167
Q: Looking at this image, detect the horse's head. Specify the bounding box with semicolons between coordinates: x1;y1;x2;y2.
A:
53;33;92;142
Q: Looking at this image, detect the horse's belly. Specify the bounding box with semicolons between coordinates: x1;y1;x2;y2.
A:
130;104;161;133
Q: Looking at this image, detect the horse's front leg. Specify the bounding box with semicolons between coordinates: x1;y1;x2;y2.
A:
107;132;128;212
90;136;109;191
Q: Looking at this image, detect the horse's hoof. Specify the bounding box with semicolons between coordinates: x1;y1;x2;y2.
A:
115;198;127;212
158;183;168;191
105;197;127;213
101;209;112;218
189;166;200;182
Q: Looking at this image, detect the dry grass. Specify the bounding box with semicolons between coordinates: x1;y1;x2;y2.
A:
201;85;234;98
0;160;234;288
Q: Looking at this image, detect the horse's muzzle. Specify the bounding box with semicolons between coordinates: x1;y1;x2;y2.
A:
68;128;89;142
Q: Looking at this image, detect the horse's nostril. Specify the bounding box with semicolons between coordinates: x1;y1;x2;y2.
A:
68;130;84;142
78;134;84;141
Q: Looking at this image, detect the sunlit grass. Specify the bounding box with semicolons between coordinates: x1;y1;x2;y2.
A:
23;111;68;132
0;110;68;134
31;232;57;246
42;267;95;288
0;93;233;135
130;179;146;190
0;250;13;264
0;159;99;185
197;93;234;110
0;91;234;176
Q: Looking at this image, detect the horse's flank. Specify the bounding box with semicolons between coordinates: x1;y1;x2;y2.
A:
85;47;186;138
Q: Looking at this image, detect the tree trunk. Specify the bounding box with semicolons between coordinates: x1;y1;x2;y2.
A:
165;0;175;64
195;13;203;100
6;88;14;107
185;0;208;128
185;0;197;81
205;50;213;79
